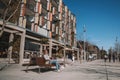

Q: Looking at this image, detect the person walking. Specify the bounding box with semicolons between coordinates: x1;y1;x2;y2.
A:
104;54;108;62
118;54;120;62
108;53;111;62
112;53;116;63
88;53;93;61
72;53;75;62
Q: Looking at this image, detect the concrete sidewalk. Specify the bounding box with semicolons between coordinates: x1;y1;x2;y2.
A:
0;58;9;70
0;60;120;80
0;63;8;70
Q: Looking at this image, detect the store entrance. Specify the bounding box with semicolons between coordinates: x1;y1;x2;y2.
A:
0;32;21;63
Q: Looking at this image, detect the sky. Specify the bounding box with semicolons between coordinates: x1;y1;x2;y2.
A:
63;0;120;51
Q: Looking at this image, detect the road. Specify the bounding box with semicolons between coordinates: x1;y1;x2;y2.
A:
0;60;120;80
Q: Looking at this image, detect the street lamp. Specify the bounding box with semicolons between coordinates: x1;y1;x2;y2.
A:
83;25;86;61
116;37;119;55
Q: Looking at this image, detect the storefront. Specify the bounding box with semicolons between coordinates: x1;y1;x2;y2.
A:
0;20;25;64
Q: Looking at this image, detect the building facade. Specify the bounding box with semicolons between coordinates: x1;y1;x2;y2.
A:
0;0;78;64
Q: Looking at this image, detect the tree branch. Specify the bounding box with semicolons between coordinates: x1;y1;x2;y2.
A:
0;0;12;37
6;1;21;22
0;0;21;37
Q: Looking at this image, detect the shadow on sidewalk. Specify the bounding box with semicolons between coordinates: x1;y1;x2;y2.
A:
23;67;55;73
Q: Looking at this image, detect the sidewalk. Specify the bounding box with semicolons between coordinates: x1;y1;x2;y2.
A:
0;59;120;80
0;58;9;70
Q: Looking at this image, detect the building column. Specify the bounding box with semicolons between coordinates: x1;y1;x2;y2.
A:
19;31;25;64
40;44;43;55
63;45;66;67
77;49;80;61
49;39;52;57
81;50;84;62
84;50;86;61
8;33;14;63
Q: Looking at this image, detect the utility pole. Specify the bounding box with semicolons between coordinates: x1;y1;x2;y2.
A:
83;25;86;61
116;37;119;55
102;46;103;59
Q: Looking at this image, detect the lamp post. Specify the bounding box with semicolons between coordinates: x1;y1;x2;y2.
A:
116;37;119;55
83;25;86;61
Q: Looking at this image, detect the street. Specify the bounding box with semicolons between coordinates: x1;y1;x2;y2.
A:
0;60;120;80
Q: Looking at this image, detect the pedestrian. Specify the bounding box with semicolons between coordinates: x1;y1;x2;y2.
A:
108;53;111;62
89;53;93;61
72;53;75;62
104;54;108;62
67;51;72;61
112;53;116;62
118;54;120;62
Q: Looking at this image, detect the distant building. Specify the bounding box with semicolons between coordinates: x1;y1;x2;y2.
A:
77;40;100;60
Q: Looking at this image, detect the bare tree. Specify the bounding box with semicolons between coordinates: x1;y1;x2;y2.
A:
114;41;120;54
0;0;21;37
